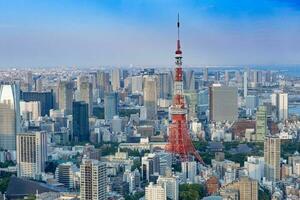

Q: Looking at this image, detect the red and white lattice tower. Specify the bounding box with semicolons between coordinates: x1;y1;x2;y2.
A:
165;15;204;164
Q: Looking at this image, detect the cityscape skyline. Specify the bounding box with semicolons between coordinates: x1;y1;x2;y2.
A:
1;0;300;67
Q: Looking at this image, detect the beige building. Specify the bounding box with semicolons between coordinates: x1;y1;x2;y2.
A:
220;176;258;200
112;68;120;91
80;159;107;200
20;101;41;121
143;75;158;120
145;182;166;200
57;80;74;115
264;136;281;181
78;76;93;116
0;84;20;150
16;131;47;179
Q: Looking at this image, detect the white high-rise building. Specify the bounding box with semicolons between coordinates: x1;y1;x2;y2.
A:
243;71;248;97
16;131;47;179
0;84;20;150
131;75;143;94
270;92;288;121
244;156;264;181
181;161;197;183
157;170;179;200
145;182;166;200
142;153;160;181
278;93;288;121
20;101;41;121
80;159;107;200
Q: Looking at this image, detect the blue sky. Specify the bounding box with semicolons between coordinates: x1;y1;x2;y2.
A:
0;0;300;67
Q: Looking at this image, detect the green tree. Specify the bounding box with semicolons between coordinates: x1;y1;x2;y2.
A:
179;184;206;200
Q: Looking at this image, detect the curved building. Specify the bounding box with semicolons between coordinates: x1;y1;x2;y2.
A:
0;84;20;150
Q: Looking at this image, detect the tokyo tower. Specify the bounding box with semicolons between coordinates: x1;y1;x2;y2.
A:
165;15;204;164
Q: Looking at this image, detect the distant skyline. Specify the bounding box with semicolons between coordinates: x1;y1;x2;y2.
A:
0;0;300;67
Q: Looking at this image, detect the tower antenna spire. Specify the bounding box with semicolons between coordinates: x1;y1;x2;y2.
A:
177;13;180;40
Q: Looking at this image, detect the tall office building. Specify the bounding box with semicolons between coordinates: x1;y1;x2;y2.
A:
73;101;89;142
131;75;144;94
16;131;47;179
271;92;288;121
142;153;160;182
35;78;43;92
143;75;158;120
145;182;166;200
97;70;110;99
209;84;238;122
20;101;41;121
79;78;93;116
158;73;171;99
243;71;248;97
278;93;288;121
112;68;121;91
57;80;74;115
25;71;33;91
255;106;267;141
203;67;208;82
239;176;258;200
157;170;179;200
21;90;54;116
104;92;118;121
224;70;229;85
55;162;78;189
0;84;20;150
181;161;197;183
264;136;281;182
80;159;107;200
183;70;195;90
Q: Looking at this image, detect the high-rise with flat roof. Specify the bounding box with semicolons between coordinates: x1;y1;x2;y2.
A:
73;101;89;142
104;92;118;121
143;75;158;120
79;78;93;117
145;182;166;200
57;80;74;115
16;131;47;179
264;136;281;182
256;106;267;141
80;159;107;200
0;83;20;150
209;84;238;122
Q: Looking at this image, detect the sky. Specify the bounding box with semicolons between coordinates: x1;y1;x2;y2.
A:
0;0;300;68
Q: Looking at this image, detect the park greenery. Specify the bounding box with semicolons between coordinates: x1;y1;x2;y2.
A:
179;184;206;200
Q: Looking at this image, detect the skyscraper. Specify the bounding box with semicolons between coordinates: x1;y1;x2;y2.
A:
271;92;288;121
158;73;171;99
73;101;89;142
238;176;258;200
131;75;143;94
80;159;107;200
143;75;158;120
79;78;93;117
264;136;281;182
209;84;238;122
112;68;121;91
157;170;179;200
203;67;208;82
20;90;54;116
55;162;78;189
16;131;47;179
255;106;267;141
97;70;110;99
278;93;288;121
0;83;20;150
104;92;118;120
57;80;74;115
145;182;166;200
243;71;248;97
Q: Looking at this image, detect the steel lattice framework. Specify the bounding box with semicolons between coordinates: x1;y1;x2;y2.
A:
165;15;204;164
